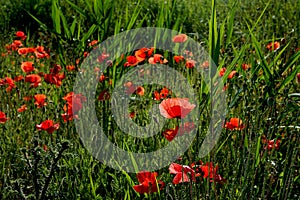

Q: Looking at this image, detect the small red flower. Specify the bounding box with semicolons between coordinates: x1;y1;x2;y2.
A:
133;171;164;194
200;162;226;184
98;90;110;101
159;98;196;119
0;77;16;92
62;92;86;122
25;74;42;87
66;65;76;71
219;68;226;77
172;34;188;43
135;86;145;96
36;119;59;134
169;163;196;184
17;104;27;113
174;55;184;63
148;54;168;64
34;94;47;108
16;31;27;40
185;59;196;68
0;111;9;123
21;61;35;73
242;64;250;71
124;56;139;67
135;47;154;62
227;70;237;79
266;41;280;51
224;118;245;130
163;127;179;141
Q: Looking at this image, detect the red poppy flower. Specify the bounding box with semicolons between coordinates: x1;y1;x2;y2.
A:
266;41;280;51
44;73;65;87
97;53;109;63
13;40;23;48
242;64;250;71
227;70;237;79
172;34;188;43
159;98;196;119
135;86;145;96
0;77;16;92
66;65;75;71
21;61;35;73
17;104;27;113
163;127;179;141
160;87;170;99
36;119;59;134
135;47;154;62
262;136;281;150
201;61;209;69
124;81;137;94
169;163;196;184
15;31;27;40
174;55;185;63
224;118;245;130
129;111;135;118
124;56;139;67
133;171;164;194
0;111;9;124
88;40;98;47
18;48;28;55
185;59;196;68
34;46;50;59
25;74;42;87
62;92;86;122
148;54;168;64
98;90;110;101
34;94;47;108
199;162;226;184
219;68;226;77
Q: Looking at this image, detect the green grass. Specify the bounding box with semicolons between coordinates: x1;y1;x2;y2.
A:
0;0;299;199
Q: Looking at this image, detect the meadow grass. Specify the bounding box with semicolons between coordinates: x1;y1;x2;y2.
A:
0;0;299;199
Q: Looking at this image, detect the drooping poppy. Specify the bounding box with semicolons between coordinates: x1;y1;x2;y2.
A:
224;118;245;130
172;34;188;43
169;163;196;184
133;171;164;194
21;61;35;73
159;98;196;119
34;94;47;108
36;119;59;134
0;111;9;124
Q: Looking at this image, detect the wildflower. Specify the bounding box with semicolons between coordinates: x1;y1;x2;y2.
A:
17;104;27;113
201;61;209;69
124;56;139;67
135;86;145;96
62;92;86;122
159;98;196;119
296;73;300;84
34;94;47;108
0;111;9;123
224;118;245;130
133;171;164;194
219;68;226;77
199;162;226;184
21;61;35;73
66;65;75;71
0;77;16;92
163;127;179;141
172;34;188;43
185;59;196;68
169;163;196;184
174;55;184;63
25;74;42;87
36;119;59;134
227;70;237;79
266;41;280;51
15;31;27;40
135;47;154;62
242;64;250;71
148;54;168;64
98;90;110;101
